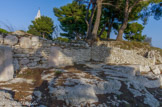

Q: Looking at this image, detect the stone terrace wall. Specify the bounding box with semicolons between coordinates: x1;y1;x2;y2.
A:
0;34;53;71
0;34;161;71
91;45;155;65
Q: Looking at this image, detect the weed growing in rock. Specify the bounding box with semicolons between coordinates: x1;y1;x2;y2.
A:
54;70;62;76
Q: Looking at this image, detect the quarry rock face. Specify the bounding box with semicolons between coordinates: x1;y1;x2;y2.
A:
20;37;32;48
31;36;39;48
0;46;14;81
48;47;73;67
4;35;18;45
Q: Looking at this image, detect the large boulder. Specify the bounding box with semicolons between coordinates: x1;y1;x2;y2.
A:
150;65;161;75
0;46;14;81
4;35;18;45
20;37;32;48
48;47;73;67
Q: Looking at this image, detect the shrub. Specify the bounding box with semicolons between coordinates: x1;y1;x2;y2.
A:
54;70;62;76
0;28;9;34
55;37;69;42
27;16;54;40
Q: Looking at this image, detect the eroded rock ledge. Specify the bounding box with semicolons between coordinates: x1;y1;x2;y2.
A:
0;63;161;107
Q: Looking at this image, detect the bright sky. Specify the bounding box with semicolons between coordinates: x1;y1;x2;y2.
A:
0;0;161;48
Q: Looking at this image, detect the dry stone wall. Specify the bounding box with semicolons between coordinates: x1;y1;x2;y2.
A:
0;34;53;71
0;34;161;71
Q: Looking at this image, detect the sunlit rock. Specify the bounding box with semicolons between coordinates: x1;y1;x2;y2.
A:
150;65;161;75
20;37;32;48
0;46;14;81
48;46;73;67
4;35;18;45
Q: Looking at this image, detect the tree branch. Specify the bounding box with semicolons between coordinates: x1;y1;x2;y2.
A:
129;0;142;13
85;2;91;26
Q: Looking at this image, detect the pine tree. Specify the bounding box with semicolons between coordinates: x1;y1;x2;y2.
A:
53;1;87;39
124;22;146;42
28;16;54;39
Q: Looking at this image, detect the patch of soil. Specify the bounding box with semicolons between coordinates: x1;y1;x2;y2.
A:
0;68;48;103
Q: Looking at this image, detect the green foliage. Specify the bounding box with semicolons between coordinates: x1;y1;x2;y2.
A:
98;30;107;39
99;2;122;39
0;28;8;34
98;0;151;40
151;2;162;20
27;16;54;39
124;22;146;42
54;1;87;39
100;32;107;39
55;37;69;42
54;70;62;76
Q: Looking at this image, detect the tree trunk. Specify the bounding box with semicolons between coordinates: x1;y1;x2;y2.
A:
86;2;97;40
91;0;103;41
116;0;129;41
116;17;129;41
87;24;92;39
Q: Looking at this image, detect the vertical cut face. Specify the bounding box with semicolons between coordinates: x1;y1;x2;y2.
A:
0;46;14;81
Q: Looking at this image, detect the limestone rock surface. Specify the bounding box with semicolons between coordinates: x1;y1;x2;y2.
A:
0;46;14;81
20;37;32;48
4;35;18;45
150;65;161;75
48;47;73;67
